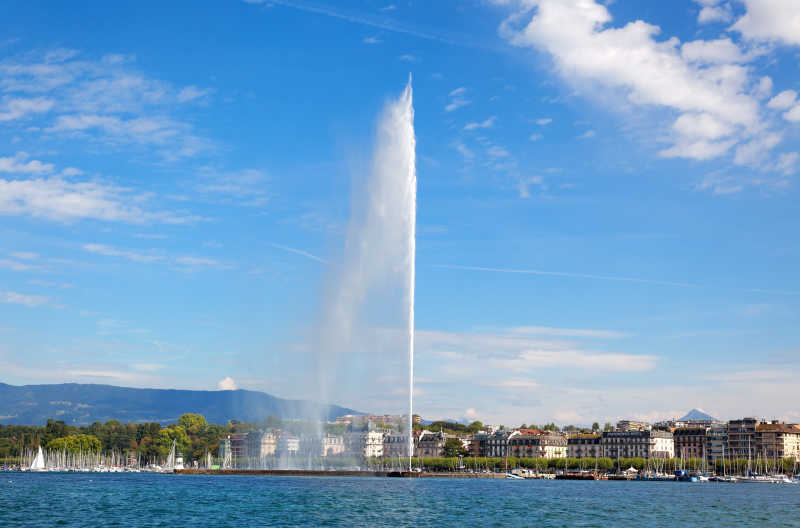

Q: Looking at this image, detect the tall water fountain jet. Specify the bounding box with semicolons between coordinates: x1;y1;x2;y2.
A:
311;77;416;470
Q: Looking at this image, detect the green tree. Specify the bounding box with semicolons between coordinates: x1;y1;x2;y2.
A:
178;413;207;434
442;438;467;458
603;423;614;432
468;421;484;433
591;422;600;432
46;434;102;453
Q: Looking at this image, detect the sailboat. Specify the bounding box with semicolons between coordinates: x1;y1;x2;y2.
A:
30;446;46;472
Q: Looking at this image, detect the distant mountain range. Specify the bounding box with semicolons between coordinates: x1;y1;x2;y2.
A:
0;383;362;426
679;408;719;422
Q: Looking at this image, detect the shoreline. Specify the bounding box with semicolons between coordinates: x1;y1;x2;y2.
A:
175;469;504;478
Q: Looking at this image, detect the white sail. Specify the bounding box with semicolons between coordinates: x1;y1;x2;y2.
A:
30;446;45;471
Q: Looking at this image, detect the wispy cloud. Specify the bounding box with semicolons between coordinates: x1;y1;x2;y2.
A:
0;49;213;159
0;174;201;224
445;86;470;112
464;116;496;131
0;152;55;174
83;243;163;263
1;291;49;307
244;0;497;51
272;243;327;263
196;168;269;207
434;264;698;288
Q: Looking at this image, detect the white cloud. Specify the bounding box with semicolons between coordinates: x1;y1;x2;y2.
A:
732;0;800;46
785;105;800;123
767;90;797;110
196;168;269;206
0;50;212;158
83;243;163;263
417;328;659;373
0;152;54;174
453;141;475;161
1;291;49;307
577;129;596;139
775;152;798;175
697;4;733;24
217;376;237;390
680;38;751;64
0;96;54;121
363;36;382;44
536;117;552;125
529;133;543;141
272;243;328;264
445;98;470;112
398;54;418;62
0;176;199;224
507;326;630;339
60;167;83;176
11;251;38;260
463;116;496;130
445;87;470;112
176;85;210;103
671;112;735;140
487;145;509;158
173;256;232;271
131;363;165;372
754;76;772;99
497;0;778;165
0;258;38;271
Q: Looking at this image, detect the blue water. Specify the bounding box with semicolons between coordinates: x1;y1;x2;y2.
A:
2;473;799;527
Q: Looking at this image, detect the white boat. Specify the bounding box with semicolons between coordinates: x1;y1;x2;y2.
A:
506;473;524;480
30;447;46;472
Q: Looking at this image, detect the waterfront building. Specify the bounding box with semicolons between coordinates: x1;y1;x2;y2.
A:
728;418;762;459
229;433;248;460
383;432;414;458
417;430;447;457
247;430;277;458
345;430;385;458
567;434;602;459
508;430;567;459
673;427;708;460
277;433;300;457
486;429;518;458
615;420;651;432
602;430;674;459
706;423;728;464
471;432;489;458
321;434;345;457
755;422;800;462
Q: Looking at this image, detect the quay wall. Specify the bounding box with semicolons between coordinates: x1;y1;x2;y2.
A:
175;469;504;479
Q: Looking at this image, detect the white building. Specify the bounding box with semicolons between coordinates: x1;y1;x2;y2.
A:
602;430;674;459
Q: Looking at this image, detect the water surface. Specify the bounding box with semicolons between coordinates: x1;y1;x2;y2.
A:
2;473;798;527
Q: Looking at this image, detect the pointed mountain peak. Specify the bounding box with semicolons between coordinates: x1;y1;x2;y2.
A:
679;408;718;422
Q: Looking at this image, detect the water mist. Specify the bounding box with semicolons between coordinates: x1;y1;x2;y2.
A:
311;78;416;471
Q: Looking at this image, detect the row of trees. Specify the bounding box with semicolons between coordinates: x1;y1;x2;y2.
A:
368;456;799;474
0;414;227;463
0;414;369;464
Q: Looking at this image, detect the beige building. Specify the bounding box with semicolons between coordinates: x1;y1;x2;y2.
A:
509;431;567;459
756;422;800;461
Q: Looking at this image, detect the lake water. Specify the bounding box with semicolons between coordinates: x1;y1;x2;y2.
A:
2;473;799;527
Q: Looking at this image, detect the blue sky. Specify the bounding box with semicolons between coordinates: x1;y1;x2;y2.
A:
1;0;799;426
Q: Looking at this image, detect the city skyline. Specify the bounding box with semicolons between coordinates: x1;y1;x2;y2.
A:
1;1;800;426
